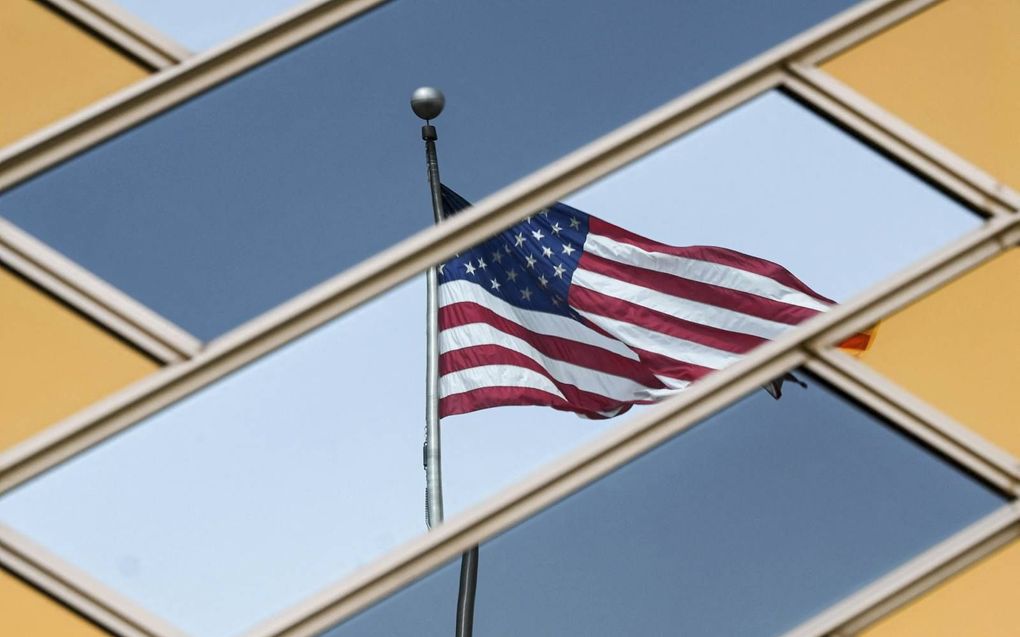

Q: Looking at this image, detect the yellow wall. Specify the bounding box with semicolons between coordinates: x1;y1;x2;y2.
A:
860;538;1020;637
0;569;109;636
856;250;1020;458
823;0;1020;190
0;0;149;148
0;267;157;451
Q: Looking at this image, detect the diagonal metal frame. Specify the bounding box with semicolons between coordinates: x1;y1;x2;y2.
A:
780;502;1020;637
0;219;201;362
40;0;190;70
0;524;189;637
786;63;1020;212
0;244;178;364
1;0;1019;635
815;350;1020;484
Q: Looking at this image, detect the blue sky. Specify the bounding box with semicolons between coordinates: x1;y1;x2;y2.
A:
113;0;312;51
0;90;984;637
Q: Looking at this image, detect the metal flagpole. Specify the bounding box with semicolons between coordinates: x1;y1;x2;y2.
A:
412;86;446;530
411;86;480;637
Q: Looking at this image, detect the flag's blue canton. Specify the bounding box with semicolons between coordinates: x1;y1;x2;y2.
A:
439;186;589;318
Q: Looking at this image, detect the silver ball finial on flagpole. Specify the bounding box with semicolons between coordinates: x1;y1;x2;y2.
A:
411;86;445;121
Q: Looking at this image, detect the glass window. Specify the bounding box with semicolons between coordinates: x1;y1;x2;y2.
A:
0;569;109;636
0;0;148;148
859;538;1020;637
0;266;158;452
558;91;978;305
322;374;1006;637
852;249;1020;459
0;90;984;637
823;0;1020;190
0;0;861;341
107;0;311;51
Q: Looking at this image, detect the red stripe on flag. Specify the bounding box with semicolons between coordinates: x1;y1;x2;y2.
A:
629;347;716;384
440;345;647;415
568;285;767;354
439;301;666;388
441;386;630;419
578;252;822;326
588;217;834;304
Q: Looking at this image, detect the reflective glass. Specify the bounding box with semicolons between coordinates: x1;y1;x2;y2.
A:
323;374;1005;637
0;0;861;340
0;0;148;148
854;249;1020;459
823;0;1020;190
860;537;1020;637
109;0;311;51
0;90;982;637
0;569;109;636
0;265;158;451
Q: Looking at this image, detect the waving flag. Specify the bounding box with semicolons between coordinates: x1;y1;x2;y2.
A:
437;186;855;419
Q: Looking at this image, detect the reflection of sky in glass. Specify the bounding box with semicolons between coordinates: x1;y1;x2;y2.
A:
111;0;307;51
326;378;1005;637
109;0;852;52
0;93;981;637
1;0;858;340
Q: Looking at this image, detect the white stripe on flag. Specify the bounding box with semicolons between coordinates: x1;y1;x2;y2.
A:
439;365;565;400
572;268;794;340
575;309;744;370
439;279;639;360
654;375;693;390
585;233;830;312
440;323;671;402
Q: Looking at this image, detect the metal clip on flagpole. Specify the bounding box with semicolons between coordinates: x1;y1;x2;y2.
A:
412;87;479;637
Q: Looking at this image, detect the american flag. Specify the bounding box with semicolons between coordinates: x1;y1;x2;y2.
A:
437;186;840;419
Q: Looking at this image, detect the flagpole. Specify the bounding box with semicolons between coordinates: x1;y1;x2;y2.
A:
412;86;446;530
412;87;480;637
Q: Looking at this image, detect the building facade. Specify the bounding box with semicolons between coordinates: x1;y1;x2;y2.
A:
0;1;1017;636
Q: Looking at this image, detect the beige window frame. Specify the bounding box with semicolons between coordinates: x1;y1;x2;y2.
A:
0;220;195;363
41;0;191;70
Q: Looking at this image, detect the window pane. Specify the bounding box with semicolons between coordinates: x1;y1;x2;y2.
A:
859;538;1020;637
852;249;1020;459
558;91;978;304
0;0;861;340
0;0;148;148
107;0;314;51
823;0;1020;190
0;90;983;637
0;569;110;636
324;374;1005;637
0;266;158;451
